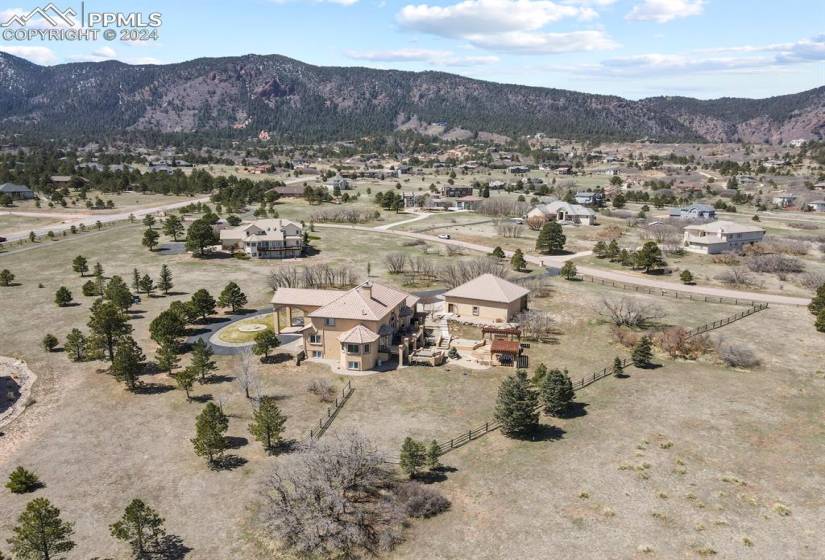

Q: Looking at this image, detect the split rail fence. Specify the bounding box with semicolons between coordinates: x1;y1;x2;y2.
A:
306;380;353;441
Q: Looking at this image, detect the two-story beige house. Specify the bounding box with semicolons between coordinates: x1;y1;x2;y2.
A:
219;219;304;259
682;221;765;254
443;274;529;323
272;281;420;371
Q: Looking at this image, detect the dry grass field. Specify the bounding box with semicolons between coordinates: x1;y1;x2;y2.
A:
1;214;823;560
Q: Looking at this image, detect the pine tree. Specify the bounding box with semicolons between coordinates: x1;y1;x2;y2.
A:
0;269;15;286
536;221;566;254
5;467;41;494
510;248;527;271
632;336;654;368
139;274;155;296
253;329;280;360
809;284;825;316
8;498;75;560
110;499;166;559
816;307;825;333
634;241;666;273
132;268;141;292
539;368;574;417
174;366;197;401
42;334;58;352
190;289;216;321
111;336;145;390
560;261;577;280
593;240;607;258
680;270;694;284
72;255;88;277
192;402;228;465
162;215;184;241
142;215;156;229
248;397;287;453
64;329;86;362
157;264;173;295
606;239;620;260
426;440;441;470
105;275;134;311
531;363;548;384
190;338;217;383
399;437;427;478
494;370;539;437
155;343;180;374
491;246;505;259
142;228;160;251
217;282;248;313
88;299;132;361
612;356;625;377
54;286;73;307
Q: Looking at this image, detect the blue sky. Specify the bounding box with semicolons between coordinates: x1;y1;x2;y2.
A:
1;0;823;99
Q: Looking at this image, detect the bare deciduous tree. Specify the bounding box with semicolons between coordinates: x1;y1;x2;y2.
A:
600;297;665;328
384;253;407;275
270;264;359;290
478;198;530;218
515;310;557;342
715;267;762;288
307;379;336;402
236;346;260;401
437;257;508;289
494;220;523;238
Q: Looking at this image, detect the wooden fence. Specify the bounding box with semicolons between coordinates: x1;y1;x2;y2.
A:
307;380;353;441
685;303;768;338
577;273;765;307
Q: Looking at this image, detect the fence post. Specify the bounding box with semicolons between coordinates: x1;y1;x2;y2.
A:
485;422;489;433
450;439;454;449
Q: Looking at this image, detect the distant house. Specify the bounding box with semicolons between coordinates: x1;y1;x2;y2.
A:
508;165;530;174
0;182;34;200
771;194;797;208
402;192;428;208
668;204;717;220
49;175;87;188
325;176;351;191
807;200;825;212
574;192;603;207
444;274;529;323
683;221;765;255
440;185;474;198
219;219;304;259
527;201;597;226
488;180;506;190
455;195;483;210
269;185;306;198
554;166;573;175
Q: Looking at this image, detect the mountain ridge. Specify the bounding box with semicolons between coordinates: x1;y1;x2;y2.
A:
0;51;822;144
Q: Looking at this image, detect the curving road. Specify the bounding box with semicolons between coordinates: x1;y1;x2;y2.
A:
315;219;811;307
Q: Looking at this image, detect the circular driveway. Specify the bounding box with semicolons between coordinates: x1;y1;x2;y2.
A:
186;308;302;356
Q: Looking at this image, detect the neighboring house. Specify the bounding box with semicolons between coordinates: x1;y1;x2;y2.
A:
527;201;597;225
269;185;306;198
772;194;797;208
574;192;603;206
668;204;717;220
682;221;765;254
441;185;474;198
219;218;304;259
444;274;529;323
272;281;421;371
48;175;88;188
402;191;428;208
488;180;506;190
554;166;573;175
508;165;530;174
807;200;825;212
325;176;351;191
0;182;34;200
455;195;484;210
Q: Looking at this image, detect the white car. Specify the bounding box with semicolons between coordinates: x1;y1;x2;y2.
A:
437;234;451;240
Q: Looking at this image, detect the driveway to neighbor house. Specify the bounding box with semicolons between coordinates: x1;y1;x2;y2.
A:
373;211;433;231
0;196;212;242
314;221;811;307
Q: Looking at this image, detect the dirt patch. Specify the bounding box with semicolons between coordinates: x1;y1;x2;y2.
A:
0;356;37;452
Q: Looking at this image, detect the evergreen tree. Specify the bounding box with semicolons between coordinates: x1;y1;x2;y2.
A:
174;366;197;401
399;437;427;478
426;440;441;470
5;467;41;494
560;261;577;280
64;329;86;362
111;336;145;391
632;336;654;368
538;368;574;417
88;299;132;360
142;228;160;251
162;215;184;241
593;240;607;258
680;270;694;284
138;274;155;296
606;239;620;260
142;215;156;229
157;265;173;295
155;343;180;374
149;309;187;348
190;289;216;321
0;269;15;286
8;498;75;560
809;284;825;316
816;307;825;333
494;370;539;437
612;356;625;377
104;275;134;311
190;338;217;383
192;402;228;465
536;221;566;254
531;362;548;384
510;248;527;271
253;329;280;360
185;219;219;257
217;282;248;313
634;241;666;273
42;334;58;352
248;397;287;453
54;286;73;307
72;255;88;277
491;246;505;259
110;499;166;559
132;268;141;292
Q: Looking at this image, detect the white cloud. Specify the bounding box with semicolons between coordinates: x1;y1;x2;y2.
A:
0;45;57;64
626;0;703;23
466;29;618;54
346;48;499;66
396;0;615;55
67;47;118;63
397;0;594;37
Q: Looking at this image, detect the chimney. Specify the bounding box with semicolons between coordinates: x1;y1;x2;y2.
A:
362;281;373;300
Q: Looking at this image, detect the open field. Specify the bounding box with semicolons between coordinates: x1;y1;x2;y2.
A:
1;203;824;560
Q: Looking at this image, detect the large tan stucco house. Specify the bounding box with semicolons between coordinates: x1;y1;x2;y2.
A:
219;219;304;259
443;274;529;323
271;281;421;371
682;221;765;254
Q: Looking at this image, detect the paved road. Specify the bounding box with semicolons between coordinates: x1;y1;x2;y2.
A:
0;196;212;242
315;220;811;307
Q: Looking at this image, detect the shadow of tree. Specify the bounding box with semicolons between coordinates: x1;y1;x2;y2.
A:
225;436;248;450
156;534;192;560
562;401;589;419
190;393;213;403
134;383;176;395
509;424;566;442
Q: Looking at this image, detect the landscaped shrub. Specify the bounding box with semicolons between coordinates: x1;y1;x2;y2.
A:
611;326;642;348
746;254;804;274
715;340;760;368
395;482;451;518
307;379;336;403
654;327;711;360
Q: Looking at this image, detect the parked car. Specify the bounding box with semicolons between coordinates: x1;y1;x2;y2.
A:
132;295;142;304
437;234;451;239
